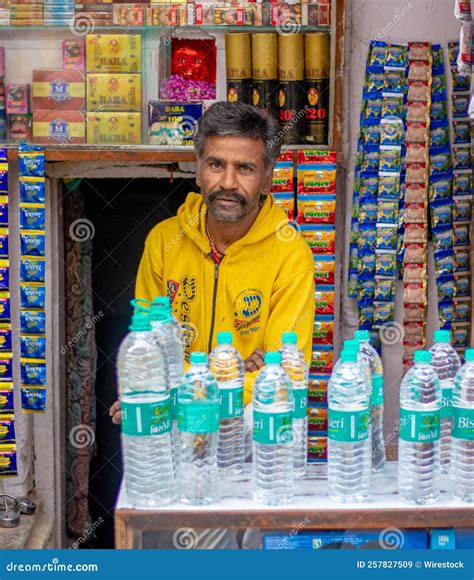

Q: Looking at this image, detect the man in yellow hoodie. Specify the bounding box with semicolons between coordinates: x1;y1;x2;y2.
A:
111;101;315;547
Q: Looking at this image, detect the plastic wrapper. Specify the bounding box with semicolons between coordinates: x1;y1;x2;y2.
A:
408;61;431;82
454;0;472;21
368;41;387;67
0;260;9;291
408;42;431;62
453;196;471;222
404;303;426;323
429;178;452;202
312;319;334;345
310;346;333;374
20;358;46;386
0;415;15;443
454;249;470;273
272;164;294;194
430;99;448;122
404;243;426;264
358;278;375;302
405;183;427;204
297;165;336;195
21;387;46;413
308;374;329;404
360;174;379;198
452;323;470;347
380;117;404;146
434;251;454;279
452;120;471;144
378;172;400;199
359;252;376;279
377;200;399;224
379;146;402;172
452;71;471;92
430;123;450;148
20;310;45;335
453;171;472;195
0;197;8;227
20;335;46;360
358;224;376;250
314;286;335;316
457;21;473;75
452;92;470;118
405;202;427;224
438;278;455;302
297;150;336;165
452;146;471;171
366;67;385;93
297;195;336;225
361;148;380;173
0;384;13;414
20;203;45;231
431;74;447;96
375;250;397;278
20;283;45;310
383;68;405;93
358;200;377;225
307;436;327;462
453;222;470;247
403;263;426;284
408;80;430;102
433;228;455;254
300;225;335;254
20;257;45;283
0;353;12;382
404;321;425;343
364;96;382;120
313;256;335;285
406;163;428;184
359;304;374;329
386;44;407;68
374;277;395;302
376;224;398;250
431;200;453;229
0;228;8;258
361;122;381;145
453;300;470;323
373;301;394;326
405;122;428;145
381;93;403;118
18;145;45;177
20;231;45;257
406;102;429;123
308;406;328;433
0;293;10;322
20;177;45;204
0;326;12;352
455;273;471;297
404;282;426;304
439;303;454;328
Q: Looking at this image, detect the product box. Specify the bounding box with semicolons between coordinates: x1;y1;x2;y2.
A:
86;33;142;73
0;48;5;78
297;194;336;224
86;111;141;144
148;101;202;146
271;2;301;27
272;163;294;193
33;110;85;144
263;530;429;550
32;69;85;111
300;224;335;254
272;192;295;220
113;3;144;25
145;4;186;26
63;39;85;70
6;84;29;114
9;114;31;141
87;73;141;112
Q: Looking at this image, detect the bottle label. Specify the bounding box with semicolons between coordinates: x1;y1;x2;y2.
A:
328;409;369;442
219;385;244;419
253;410;292;445
399;408;441;443
122;398;171;437
293;388;308;419
170;387;178;421
440;385;453;419
452;407;474;440
370;377;384;407
178;401;219;433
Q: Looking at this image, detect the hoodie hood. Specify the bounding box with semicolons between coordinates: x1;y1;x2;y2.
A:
177;191;290;253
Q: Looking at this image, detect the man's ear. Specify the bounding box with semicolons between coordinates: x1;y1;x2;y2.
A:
195;163;201;189
262;167;274;195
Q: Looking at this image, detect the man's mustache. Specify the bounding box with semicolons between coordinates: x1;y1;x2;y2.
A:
207;189;248;206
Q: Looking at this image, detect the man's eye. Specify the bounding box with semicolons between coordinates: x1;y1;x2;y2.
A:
210;161;221;169
239;166;252;173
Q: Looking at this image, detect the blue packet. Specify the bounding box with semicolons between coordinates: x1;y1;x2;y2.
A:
20;231;45;257
347;271;358;298
383;68;405;93
20;257;45;283
453;196;471;222
374;277;395;302
454;249;470;273
376;224;398;250
20;310;46;335
373;301;395;326
368;41;387;66
362;123;381;145
358;224;377;250
378;172;400;199
21;387;46;413
431;44;444;71
0;326;12;352
433;229;454;254
0;353;12;382
453;120;470;144
366;66;385;93
454;301;470;323
452;93;469;118
20;204;45;231
0;385;13;413
431;199;453;229
358;278;375;302
385;44;407;68
429;176;452;202
375;250;397;277
377;200;399;224
20;283;46;310
452;146;471;171
0;228;8;257
361;146;380;173
429;151;451;178
20;335;46;360
438;277;455;302
452;73;471;92
0;260;8;290
380;118;404;146
382;93;404;118
0;163;7;194
0;293;10;322
0;196;8;227
358;198;378;225
364;96;383;120
454;275;470;298
431;74;446;97
0;415;15;443
359;174;379;198
429;121;449;148
430;99;447;122
359;304;374;329
439;303;454;328
0;446;17;476
358;251;376;280
21;358;46;386
18;144;45;177
453;223;470;247
434;251;454;279
19;177;46;204
379;146;401;172
453;171;472;196
453;324;470;348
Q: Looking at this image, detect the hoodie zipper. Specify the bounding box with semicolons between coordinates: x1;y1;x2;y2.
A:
208;260;220;353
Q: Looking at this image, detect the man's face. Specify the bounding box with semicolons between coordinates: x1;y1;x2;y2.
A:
196;135;272;222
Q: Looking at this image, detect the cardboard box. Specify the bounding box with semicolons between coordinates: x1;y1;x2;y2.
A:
6;84;29;114
113;3;145;26
86;33;142;73
148;101;202;146
86;111;141;144
63;39;85;70
32;69;85;110
33;110;85;144
8;114;31;142
86;73;141;112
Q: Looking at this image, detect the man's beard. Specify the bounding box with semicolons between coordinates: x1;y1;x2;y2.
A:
204;188;252;222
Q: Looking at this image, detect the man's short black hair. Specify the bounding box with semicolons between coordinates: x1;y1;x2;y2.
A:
194;101;282;170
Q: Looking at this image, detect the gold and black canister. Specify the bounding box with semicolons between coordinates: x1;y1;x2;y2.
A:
225;33;252;105
278;33;305;145
304;32;330;145
251;33;279;117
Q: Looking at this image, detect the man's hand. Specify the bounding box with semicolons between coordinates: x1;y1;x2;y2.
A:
109;399;122;425
244;348;265;373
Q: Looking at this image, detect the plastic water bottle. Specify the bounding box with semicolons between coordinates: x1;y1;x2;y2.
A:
117;313;175;507
280;332;308;478
328;349;371;503
177;352;219;505
398;350;441;505
429;330;461;474
253;352;294;506
208;332;245;475
149;301;184;462
354;330;386;472
451;348;474;502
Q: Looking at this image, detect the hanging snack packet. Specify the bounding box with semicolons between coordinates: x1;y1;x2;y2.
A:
379;146;402;172
382;93;404;118
314;286;335;316
0;326;12;352
378;172;400;199
453;120;471;144
19;177;46;204
20;310;46;335
453;171;472;196
20;283;46;310
0;229;8;258
20;203;45;231
386;44;408;68
18;145;45;177
408;42;432;62
429;177;452;202
358;278;375;302
313;256;335;285
0;197;8;227
0;353;12;382
373;301;394;326
20;257;45;283
380;117;404;146
453;196;471;222
453;222;470;247
452;146;471;171
20;231;46;257
454;249;470;273
405;183;427;204
374;277;395;302
308;374;329;404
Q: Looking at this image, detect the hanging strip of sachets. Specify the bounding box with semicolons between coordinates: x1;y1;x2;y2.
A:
0;148;17;478
18;143;47;414
448;41;472;357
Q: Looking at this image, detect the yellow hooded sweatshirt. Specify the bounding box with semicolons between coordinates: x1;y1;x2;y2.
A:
136;191;315;404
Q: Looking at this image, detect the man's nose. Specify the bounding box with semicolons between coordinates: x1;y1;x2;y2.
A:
220;166;239;191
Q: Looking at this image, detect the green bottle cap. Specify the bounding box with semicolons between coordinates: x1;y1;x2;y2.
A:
354;330;370;342
149;303;171;322
217;331;233;344
340;350;357;363
129;313;152;332
190;352;207;364
344;339;360;352
153;296;172;311
372;373;383;389
464;349;474;362
265;351;282;365
282;332;298;344
414;350;431;363
434;330;451;344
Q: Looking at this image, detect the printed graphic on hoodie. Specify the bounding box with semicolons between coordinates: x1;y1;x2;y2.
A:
234;289;263;333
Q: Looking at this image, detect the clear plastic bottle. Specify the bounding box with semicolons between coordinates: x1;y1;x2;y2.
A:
208;331;245;475
280;332;308;478
149;302;184;463
117;313;175;507
253;352;294;506
398;350;441;505
451;348;474;502
177;352;219;505
429;330;461;474
328;349;371;503
354;330;386;472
